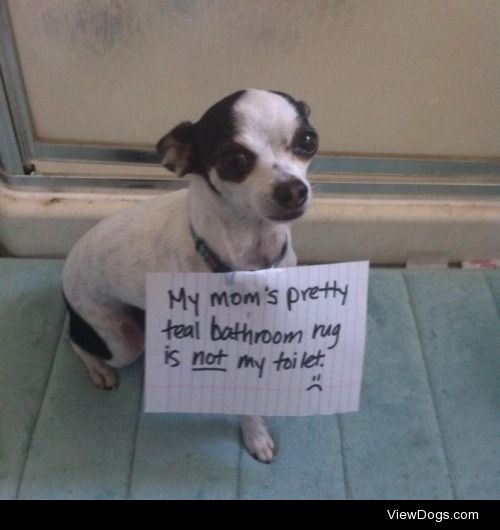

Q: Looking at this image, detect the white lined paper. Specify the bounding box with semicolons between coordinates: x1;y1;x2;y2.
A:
145;262;369;416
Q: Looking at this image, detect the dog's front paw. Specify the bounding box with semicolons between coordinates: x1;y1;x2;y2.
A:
240;415;275;463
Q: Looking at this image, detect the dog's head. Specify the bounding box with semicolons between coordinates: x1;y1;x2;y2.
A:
157;89;318;222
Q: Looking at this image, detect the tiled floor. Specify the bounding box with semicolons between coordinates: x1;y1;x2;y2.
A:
1;258;499;499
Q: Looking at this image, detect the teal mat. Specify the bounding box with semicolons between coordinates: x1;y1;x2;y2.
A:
1;259;499;499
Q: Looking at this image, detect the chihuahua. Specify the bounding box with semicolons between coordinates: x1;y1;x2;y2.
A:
63;89;318;462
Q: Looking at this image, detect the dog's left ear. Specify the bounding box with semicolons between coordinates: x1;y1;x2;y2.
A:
156;121;194;176
296;101;311;118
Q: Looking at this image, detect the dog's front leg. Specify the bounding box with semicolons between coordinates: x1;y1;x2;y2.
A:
239;245;298;463
239;415;275;463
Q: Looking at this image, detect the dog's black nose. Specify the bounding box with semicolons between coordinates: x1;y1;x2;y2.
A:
273;180;308;210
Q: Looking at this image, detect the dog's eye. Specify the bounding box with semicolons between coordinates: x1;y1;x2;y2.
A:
216;147;256;182
292;129;318;158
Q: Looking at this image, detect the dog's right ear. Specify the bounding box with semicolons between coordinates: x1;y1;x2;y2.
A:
156;121;194;176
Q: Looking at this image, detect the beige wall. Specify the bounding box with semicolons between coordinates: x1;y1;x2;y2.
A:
8;0;500;158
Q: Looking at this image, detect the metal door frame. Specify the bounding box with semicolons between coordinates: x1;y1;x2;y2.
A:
1;1;499;198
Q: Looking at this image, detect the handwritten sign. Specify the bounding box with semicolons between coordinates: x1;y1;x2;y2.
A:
145;262;369;416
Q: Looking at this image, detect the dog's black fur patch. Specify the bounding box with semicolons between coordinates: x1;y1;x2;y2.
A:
192;90;246;177
63;293;113;360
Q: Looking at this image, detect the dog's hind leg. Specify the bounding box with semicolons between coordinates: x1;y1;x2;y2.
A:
95;306;145;369
66;300;145;389
71;340;119;390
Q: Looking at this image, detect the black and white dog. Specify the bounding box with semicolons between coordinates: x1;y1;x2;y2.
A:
63;89;318;463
